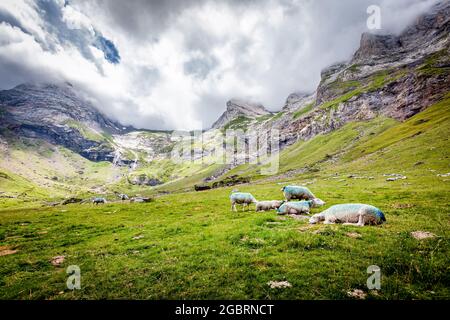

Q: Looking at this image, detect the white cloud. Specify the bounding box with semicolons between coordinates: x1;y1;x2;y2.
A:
62;5;95;35
0;0;440;130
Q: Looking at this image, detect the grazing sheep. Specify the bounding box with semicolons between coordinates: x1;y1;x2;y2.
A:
255;200;284;212
92;197;107;205
281;185;325;207
309;204;386;226
118;194;129;201
277;201;313;215
230;192;257;212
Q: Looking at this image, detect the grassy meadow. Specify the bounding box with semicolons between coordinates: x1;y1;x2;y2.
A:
0;95;449;299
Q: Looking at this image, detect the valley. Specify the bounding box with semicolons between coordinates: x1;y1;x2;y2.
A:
0;1;449;300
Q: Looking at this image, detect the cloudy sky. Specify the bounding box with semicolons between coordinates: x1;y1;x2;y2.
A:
0;0;439;130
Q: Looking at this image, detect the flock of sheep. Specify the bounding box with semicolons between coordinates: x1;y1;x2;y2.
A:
230;185;386;227
92;185;386;227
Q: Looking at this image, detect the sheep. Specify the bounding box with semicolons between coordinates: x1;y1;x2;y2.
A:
130;197;153;203
281;185;325;207
255;200;284;212
277;200;313;215
92;197;107;205
230;192;257;212
309;204;386;226
118;194;129;201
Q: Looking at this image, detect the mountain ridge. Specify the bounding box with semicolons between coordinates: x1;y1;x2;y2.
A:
211;99;271;129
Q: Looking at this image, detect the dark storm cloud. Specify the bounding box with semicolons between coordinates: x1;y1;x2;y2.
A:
76;0;263;41
36;0;120;65
0;9;29;35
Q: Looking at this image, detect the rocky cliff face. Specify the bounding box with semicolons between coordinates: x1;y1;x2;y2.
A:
0;1;448;184
258;0;449;145
0;83;124;162
200;0;449;170
211;99;271;129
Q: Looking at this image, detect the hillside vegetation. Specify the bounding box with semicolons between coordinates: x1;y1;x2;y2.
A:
0;94;448;299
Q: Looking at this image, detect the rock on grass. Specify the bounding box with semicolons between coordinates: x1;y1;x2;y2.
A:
347;289;367;299
0;246;18;256
267;281;292;289
51;255;65;266
346;232;362;239
410;231;436;240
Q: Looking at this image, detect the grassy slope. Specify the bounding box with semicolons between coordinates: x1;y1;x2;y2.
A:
0;137;125;206
0;95;449;299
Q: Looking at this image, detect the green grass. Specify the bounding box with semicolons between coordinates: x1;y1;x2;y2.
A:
223;116;253;132
63;120;106;143
0;168;448;299
271;111;285;121
417;49;450;76
319;67;411;111
319;88;364;110
329;80;361;90
256;114;274;123
293;103;314;119
347;64;360;73
1;94;449;299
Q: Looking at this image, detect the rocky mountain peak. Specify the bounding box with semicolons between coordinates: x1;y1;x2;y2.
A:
211;99;270;129
0;82;126;162
225;99;268;115
352;33;402;62
352;1;449;64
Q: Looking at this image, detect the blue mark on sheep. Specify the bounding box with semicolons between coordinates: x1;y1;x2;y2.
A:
310;203;386;226
281;185;325;207
277;200;312;214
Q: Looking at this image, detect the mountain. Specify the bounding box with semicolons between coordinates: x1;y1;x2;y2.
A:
220;0;449;145
0;1;449;199
211;99;271;129
0;83;125;162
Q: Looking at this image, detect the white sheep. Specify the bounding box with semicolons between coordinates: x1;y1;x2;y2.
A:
230;192;257;212
255;200;284;212
281;185;325;207
277;200;312;215
309;204;386;226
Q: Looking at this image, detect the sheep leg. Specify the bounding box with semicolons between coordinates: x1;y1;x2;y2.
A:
324;216;336;224
343;214;365;227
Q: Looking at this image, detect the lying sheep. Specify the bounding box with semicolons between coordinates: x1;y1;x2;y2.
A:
92;197;107;205
255;200;284;212
230;192;257;212
277;201;312;215
130;197;153;203
281;185;325;207
309;204;386;226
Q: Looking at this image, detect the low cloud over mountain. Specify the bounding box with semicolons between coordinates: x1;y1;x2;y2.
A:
0;0;439;130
